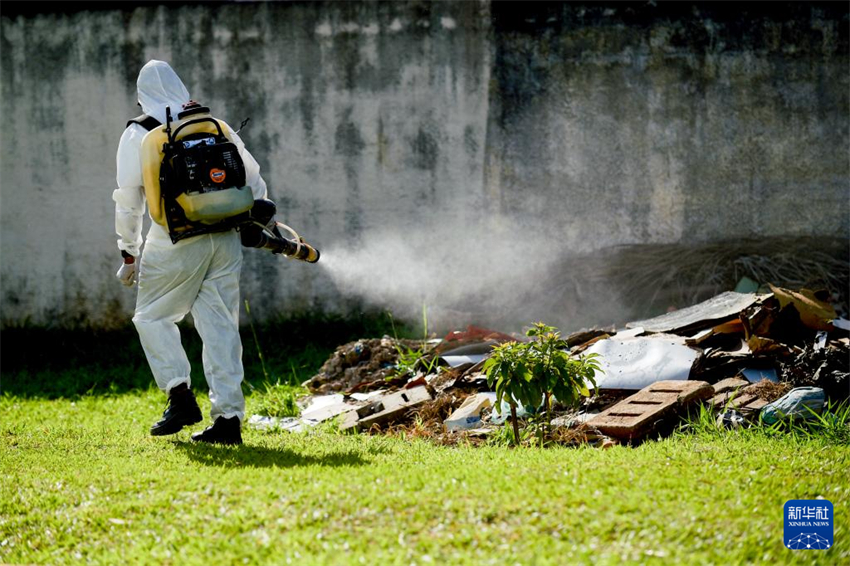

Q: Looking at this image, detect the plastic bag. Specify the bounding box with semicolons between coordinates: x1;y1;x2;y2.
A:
760;387;825;425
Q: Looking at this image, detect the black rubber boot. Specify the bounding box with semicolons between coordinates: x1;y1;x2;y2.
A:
150;383;203;436
191;416;243;445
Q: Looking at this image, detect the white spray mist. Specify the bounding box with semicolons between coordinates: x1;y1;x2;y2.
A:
314;215;625;334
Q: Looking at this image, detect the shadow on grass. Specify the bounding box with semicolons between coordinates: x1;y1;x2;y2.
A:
173;440;381;469
1;311;411;399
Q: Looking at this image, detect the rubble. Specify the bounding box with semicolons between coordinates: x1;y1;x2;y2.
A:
341;386;433;432
302;337;428;394
250;285;849;447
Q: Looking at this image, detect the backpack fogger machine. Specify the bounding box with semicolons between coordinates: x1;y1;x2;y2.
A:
141;101;320;263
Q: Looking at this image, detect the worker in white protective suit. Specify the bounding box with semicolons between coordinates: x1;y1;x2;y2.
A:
114;60;268;445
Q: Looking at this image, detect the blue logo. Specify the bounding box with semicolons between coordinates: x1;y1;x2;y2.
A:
784;500;833;550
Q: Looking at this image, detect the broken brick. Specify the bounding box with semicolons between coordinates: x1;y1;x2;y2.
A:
713;377;751;394
708;378;770;414
588;380;713;440
710;390;768;414
708;377;749;408
341;386;433;432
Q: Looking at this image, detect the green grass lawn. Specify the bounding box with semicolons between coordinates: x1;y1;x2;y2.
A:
1;390;847;566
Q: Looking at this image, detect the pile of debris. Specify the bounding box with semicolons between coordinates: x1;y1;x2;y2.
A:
302;337;418;394
249;285;849;446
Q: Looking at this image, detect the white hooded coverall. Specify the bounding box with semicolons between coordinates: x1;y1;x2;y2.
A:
114;60;268;422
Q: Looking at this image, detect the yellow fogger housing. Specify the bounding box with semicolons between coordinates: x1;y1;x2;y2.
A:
176;186;254;224
140;107;254;240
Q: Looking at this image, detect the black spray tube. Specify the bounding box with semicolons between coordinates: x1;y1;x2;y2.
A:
240;199;320;263
260;229;321;263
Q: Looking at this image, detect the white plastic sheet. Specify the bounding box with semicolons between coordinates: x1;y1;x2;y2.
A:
585;335;701;390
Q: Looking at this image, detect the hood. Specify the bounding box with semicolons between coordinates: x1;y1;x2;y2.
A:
136;60;191;125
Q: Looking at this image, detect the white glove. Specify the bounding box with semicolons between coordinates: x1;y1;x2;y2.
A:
116;260;136;287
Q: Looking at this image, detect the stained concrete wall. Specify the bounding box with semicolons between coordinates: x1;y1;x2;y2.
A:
1;1;847;328
485;2;850;247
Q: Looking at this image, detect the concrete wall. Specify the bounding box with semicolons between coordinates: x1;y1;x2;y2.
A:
1;1;847;329
486;3;849;246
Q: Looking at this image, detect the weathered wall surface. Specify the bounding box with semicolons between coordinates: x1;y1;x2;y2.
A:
486;3;849;249
1;2;847;328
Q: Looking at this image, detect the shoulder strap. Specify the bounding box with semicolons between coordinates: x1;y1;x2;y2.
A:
172;116;226;142
126;113;162;131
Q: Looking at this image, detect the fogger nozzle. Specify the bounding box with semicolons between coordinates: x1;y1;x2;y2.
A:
239;199;320;263
265;235;321;263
